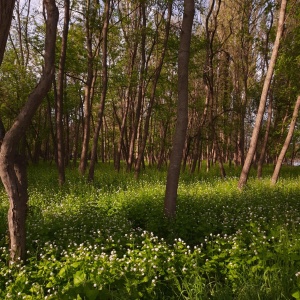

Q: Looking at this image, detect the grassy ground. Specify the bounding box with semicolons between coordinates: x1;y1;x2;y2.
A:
1;163;300;299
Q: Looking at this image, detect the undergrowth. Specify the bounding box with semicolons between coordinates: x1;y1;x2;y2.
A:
0;163;300;299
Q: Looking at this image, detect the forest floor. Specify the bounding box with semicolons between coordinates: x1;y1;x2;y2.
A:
1;163;300;299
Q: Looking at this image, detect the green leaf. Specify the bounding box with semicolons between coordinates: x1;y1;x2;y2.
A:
290;254;300;261
46;281;54;288
292;291;300;299
58;267;67;278
85;286;99;300
74;270;86;286
72;262;81;268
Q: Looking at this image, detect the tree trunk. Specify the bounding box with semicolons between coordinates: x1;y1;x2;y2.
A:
134;2;172;178
126;5;146;172
257;95;272;179
79;0;94;176
157;121;169;170
271;96;300;185
257;11;274;179
164;0;194;218
88;0;110;181
55;0;70;186
0;0;58;262
0;0;16;64
238;0;287;189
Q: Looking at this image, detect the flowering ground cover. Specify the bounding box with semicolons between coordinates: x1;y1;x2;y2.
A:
1;164;300;299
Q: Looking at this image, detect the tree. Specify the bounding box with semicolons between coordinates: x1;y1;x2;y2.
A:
271;95;300;185
55;0;70;186
257;6;274;179
164;0;195;218
78;0;97;175
238;0;287;189
113;0;140;172
134;1;173;178
0;0;58;262
0;0;16;65
88;0;111;181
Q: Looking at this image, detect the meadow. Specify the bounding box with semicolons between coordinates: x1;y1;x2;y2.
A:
1;163;300;299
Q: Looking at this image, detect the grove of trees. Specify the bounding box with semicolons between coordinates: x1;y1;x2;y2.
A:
1;0;300;261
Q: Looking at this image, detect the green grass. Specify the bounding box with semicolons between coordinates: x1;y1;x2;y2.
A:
1;163;300;299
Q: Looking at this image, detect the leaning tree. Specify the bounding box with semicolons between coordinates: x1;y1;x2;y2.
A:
0;0;59;262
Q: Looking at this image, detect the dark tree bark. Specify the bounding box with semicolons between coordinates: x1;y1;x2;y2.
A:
0;0;58;262
271;96;300;185
0;0;16;65
0;118;5;144
88;0;110;181
55;0;70;186
238;0;287;189
164;0;194;218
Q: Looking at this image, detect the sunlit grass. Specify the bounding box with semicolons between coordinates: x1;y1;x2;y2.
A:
0;163;300;299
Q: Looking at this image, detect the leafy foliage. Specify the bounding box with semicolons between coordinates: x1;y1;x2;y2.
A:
1;164;300;299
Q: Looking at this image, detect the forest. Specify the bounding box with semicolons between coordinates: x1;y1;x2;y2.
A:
1;0;300;299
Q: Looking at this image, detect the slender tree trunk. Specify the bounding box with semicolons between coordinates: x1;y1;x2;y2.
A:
0;0;16;64
0;118;5;144
88;0;110;181
79;0;94;176
206;140;211;172
72;105;81;167
134;2;172;178
115;92;131;172
115;35;138;172
271;96;300;185
65;112;70;166
257;12;274;179
126;2;147;172
0;0;58;262
257;95;272;179
190;83;210;173
213;133;226;178
46;94;57;162
157;121;169;170
238;0;287;189
182;135;191;172
164;0;194;218
55;0;70;186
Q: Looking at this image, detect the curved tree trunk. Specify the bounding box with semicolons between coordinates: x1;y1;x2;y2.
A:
0;0;58;262
164;0;194;218
238;0;287;189
271;96;300;185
